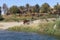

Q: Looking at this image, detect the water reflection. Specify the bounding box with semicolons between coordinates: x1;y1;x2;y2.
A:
0;30;59;40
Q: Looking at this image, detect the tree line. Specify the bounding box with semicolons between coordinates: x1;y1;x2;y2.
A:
0;3;60;16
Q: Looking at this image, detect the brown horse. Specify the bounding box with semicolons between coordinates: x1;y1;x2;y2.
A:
23;19;30;24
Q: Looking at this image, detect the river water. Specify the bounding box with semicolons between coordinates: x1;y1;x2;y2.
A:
0;30;59;40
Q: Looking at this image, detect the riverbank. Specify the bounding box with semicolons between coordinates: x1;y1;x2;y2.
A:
7;20;60;37
0;18;60;37
0;22;23;29
0;18;56;29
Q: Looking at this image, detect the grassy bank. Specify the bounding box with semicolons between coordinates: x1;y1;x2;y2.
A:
7;21;60;36
7;24;40;33
2;14;58;22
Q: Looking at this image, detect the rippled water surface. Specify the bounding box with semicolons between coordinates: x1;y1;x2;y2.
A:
0;30;59;40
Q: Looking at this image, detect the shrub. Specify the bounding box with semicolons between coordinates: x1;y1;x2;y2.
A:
0;16;4;21
7;22;60;36
55;19;60;29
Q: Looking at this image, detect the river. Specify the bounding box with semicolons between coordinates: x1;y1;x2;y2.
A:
0;30;59;40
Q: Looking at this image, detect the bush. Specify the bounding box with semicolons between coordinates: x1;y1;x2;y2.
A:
7;22;60;36
0;16;4;21
55;19;60;29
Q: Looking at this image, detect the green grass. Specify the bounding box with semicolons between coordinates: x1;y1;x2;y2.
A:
3;15;38;22
7;25;40;33
2;14;59;22
38;22;55;34
38;22;60;37
7;18;60;36
55;19;60;29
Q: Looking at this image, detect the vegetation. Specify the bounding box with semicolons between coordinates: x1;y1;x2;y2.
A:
2;3;60;16
0;7;4;21
55;18;60;29
7;26;39;33
0;7;1;15
9;6;20;14
0;3;60;21
40;3;50;13
54;3;60;15
0;16;4;21
0;3;60;36
7;21;60;36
